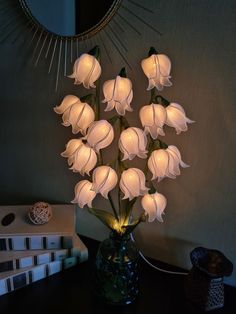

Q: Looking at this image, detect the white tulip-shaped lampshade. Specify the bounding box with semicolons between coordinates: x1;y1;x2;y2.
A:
139;103;167;139
61;139;97;175
54;95;95;135
166;145;189;175
166;103;194;134
120;168;149;200
148;146;189;181
141;192;167;222
148;149;169;181
71;180;96;208
91;166;118;199
119;127;148;160
102;76;133;115
141;54;172;91
85;120;114;153
68;53;101;88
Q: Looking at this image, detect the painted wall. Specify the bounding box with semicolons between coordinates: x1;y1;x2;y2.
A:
0;0;235;286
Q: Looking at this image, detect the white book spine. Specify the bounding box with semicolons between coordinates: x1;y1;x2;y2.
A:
0;257;79;296
0;235;73;251
0;247;82;272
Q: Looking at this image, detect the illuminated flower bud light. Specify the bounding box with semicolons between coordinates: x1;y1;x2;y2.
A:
68;53;101;88
148;149;170;181
71;180;96;208
119;127;148;160
141;192;167;222
85;120;114;153
166;103;194;134
92;166;118;198
120;168;149;200
141;51;172;91
148;146;189;181
139;103;167;139
102;75;133;116
54;95;95;135
166;145;189;176
61;139;97;176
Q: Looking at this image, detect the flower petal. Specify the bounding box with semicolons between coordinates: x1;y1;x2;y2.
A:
54;95;79;114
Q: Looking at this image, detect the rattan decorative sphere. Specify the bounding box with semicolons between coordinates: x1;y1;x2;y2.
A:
28;202;52;225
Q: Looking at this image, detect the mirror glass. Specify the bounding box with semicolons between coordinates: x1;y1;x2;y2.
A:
23;0;119;37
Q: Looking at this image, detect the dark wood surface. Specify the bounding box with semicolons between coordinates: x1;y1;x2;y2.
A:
0;235;236;314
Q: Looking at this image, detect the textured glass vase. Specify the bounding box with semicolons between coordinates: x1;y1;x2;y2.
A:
95;231;139;305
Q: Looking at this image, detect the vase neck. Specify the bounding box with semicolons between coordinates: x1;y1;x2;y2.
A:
109;231;130;245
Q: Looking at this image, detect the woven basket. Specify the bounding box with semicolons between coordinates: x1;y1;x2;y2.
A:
185;247;233;311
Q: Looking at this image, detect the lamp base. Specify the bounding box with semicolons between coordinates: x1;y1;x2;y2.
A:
94;231;139;305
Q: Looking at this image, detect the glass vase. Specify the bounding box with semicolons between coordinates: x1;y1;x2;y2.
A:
94;230;139;305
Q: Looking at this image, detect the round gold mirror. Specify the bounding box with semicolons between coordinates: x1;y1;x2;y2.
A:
19;0;122;40
0;0;160;91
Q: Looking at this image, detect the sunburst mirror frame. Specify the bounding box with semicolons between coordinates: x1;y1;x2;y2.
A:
0;0;161;91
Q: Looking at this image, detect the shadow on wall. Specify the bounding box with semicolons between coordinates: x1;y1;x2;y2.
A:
133;227;199;271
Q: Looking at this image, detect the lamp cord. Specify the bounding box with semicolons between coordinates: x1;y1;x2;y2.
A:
130;233;188;276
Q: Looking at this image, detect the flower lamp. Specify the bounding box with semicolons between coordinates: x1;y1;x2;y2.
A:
119;127;148;160
120;168;149;200
84;120;114;153
61;139;97;175
54;95;95;135
54;45;194;305
68;48;102;88
141;192;167;222
141;47;172;91
72;180;96;208
139;103;166;138
92;166;118;198
166;102;194;134
102;69;133;115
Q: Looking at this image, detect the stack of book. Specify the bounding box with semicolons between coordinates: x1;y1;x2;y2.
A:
0;205;88;296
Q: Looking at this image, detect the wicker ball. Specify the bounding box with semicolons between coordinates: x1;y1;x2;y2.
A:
28;202;52;225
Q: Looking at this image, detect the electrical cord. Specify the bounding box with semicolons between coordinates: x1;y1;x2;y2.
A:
130;233;188;276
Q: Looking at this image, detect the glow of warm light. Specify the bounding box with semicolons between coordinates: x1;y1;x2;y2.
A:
120;168;149;200
141;192;167;222
102;76;133;115
148;149;169;181
141;54;172;91
119;127;147;160
71;180;96;208
54;95;95;135
148;146;189;181
139;103;167;139
61;139;97;176
68;53;101;88
92;166;118;199
85;120;114;153
166;103;194;134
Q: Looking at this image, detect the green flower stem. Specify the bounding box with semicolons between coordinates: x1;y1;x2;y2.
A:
152;138;168;149
108;192;119;222
118;116;125;221
150;88;157;104
148;46;158;56
156;95;170;107
149;90;170;107
97;153;103;166
144;134;153;176
123;197;137;226
95;50;103;166
95;76;101;121
121;211;146;234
